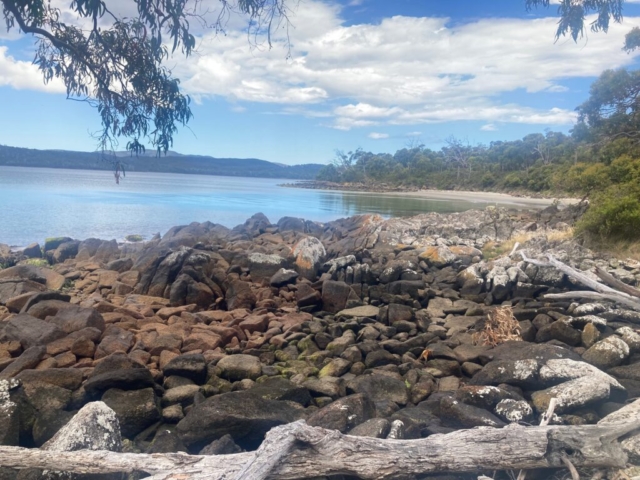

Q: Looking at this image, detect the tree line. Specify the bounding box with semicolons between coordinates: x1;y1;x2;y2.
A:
317;67;640;243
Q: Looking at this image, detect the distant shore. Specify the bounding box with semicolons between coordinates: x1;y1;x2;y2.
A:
281;180;580;208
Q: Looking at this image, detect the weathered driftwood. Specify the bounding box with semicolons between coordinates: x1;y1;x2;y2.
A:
519;251;640;311
1;420;639;480
596;267;640;300
517;398;557;480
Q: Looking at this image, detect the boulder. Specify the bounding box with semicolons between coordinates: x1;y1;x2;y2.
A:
1;314;66;349
51;241;79;264
0;378;20;446
347;374;409;406
248;377;312;406
22;244;42;259
494;399;534;423
177;391;300;449
0;265;65;290
48;306;105;334
248;253;289;283
217;355;262;381
84;368;156;395
225;280;256;311
270;268;299;288
102;387;161;438
307;394;376;433
348;418;391;438
582;336;630;369
531;376;611;414
322;281;356;314
0;347;47;379
162;353;208;384
469;359;540;389
293;237;326;280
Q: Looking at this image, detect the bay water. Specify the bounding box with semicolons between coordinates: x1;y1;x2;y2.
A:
0;166;546;247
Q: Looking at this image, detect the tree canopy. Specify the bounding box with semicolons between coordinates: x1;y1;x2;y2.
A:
1;0;289;160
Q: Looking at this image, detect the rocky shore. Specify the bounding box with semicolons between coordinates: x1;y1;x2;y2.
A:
1;204;640;479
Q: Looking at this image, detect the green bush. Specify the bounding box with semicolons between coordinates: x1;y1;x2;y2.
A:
503;172;524;188
480;173;496;187
576;182;640;241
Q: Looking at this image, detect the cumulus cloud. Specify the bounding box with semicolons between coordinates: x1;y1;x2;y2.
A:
2;1;640;131
171;3;640;129
0;47;64;92
368;132;389;139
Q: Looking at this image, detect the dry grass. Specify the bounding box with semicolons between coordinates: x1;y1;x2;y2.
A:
473;306;522;347
588;239;640;262
482;229;574;260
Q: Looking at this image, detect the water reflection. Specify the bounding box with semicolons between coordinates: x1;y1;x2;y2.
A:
318;191;515;218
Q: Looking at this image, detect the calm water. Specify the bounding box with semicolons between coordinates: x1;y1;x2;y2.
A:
1;166;539;246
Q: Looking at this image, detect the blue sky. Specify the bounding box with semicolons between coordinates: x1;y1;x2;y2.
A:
2;0;640;165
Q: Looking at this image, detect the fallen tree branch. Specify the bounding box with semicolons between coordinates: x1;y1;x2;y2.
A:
543;291;640;311
2;421;639;480
519;251;640;311
595;267;640;300
517;398;557;480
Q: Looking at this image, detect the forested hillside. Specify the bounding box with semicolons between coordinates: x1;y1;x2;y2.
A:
318;68;640;243
0;145;323;180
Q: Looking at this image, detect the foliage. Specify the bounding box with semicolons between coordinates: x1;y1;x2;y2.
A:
0;0;292;159
125;234;144;242
576;182;640;240
22;258;50;267
526;0;624;41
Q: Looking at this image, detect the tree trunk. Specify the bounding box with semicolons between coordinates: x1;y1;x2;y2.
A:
0;421;637;480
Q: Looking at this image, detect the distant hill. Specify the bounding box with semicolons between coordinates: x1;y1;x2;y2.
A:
0;144;323;180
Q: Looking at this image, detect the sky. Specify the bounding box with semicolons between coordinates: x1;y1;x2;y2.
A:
2;0;640;165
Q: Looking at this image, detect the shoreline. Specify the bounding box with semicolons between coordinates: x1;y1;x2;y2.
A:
281;181;580;208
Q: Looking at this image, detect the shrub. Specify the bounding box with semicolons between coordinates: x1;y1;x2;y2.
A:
576;182;640;241
125;234;144;242
503;172;524;188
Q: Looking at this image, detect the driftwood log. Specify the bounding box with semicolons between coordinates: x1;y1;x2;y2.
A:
519;251;640;311
1;420;639;480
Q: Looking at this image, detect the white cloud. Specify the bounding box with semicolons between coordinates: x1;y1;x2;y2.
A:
0;47;65;92
3;1;640;131
481;124;497;131
368;132;389;139
171;5;640;129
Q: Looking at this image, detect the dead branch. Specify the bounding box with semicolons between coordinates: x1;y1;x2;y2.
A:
2;420;639;480
595;267;640;300
519;251;640;311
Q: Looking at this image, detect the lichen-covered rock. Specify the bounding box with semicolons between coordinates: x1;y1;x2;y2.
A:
494;399;534;423
43;401;122;452
293;236;326;280
469;359;540;389
582;336;630;369
531;376;610;414
0;378;20;445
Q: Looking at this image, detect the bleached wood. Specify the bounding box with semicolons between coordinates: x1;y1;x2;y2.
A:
518;251;640;311
544;291;640;311
595;267;640;300
2;421;638;480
